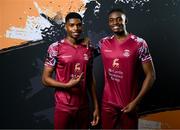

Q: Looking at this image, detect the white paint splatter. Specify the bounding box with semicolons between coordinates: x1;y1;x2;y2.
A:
82;0;101;16
5;1;88;41
6;1;53;41
5;0;150;42
82;0;149;16
6;16;52;41
115;0;150;9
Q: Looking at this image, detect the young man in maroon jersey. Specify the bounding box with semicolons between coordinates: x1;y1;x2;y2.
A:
41;12;99;129
97;8;156;129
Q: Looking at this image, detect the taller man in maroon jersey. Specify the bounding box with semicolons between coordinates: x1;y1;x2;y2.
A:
99;9;156;129
41;12;99;129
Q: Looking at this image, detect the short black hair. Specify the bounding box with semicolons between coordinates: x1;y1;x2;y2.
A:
65;12;82;23
108;8;125;16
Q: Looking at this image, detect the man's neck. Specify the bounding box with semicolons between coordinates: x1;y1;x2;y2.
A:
114;31;129;39
66;36;78;46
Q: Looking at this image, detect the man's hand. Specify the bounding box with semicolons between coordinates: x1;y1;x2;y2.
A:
82;37;92;48
65;72;84;88
121;100;139;113
91;108;100;126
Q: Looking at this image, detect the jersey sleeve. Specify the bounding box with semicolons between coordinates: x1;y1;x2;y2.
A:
138;40;152;63
97;38;104;53
44;42;59;67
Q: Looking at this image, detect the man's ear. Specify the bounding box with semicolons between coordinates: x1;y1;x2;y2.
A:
125;18;128;24
64;24;67;31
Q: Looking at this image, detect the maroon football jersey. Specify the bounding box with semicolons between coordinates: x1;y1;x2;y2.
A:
99;34;152;107
45;39;92;108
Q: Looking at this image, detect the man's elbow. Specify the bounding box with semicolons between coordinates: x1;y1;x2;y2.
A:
41;76;49;87
150;71;156;83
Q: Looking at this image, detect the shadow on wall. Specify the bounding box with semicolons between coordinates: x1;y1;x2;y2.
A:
0;41;54;128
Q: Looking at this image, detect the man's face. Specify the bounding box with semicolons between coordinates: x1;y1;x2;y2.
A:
65;18;82;39
108;11;126;34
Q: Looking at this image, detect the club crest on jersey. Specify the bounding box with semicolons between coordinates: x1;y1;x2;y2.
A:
123;49;130;57
74;63;81;72
83;54;89;60
112;58;119;68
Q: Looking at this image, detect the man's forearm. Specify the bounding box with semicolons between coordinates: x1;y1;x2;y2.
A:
42;76;67;88
134;72;156;104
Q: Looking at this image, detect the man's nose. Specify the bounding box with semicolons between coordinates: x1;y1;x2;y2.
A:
112;19;119;24
73;25;78;30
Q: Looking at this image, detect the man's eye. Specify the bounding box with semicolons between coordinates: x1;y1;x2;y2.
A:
117;18;122;22
109;19;113;22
